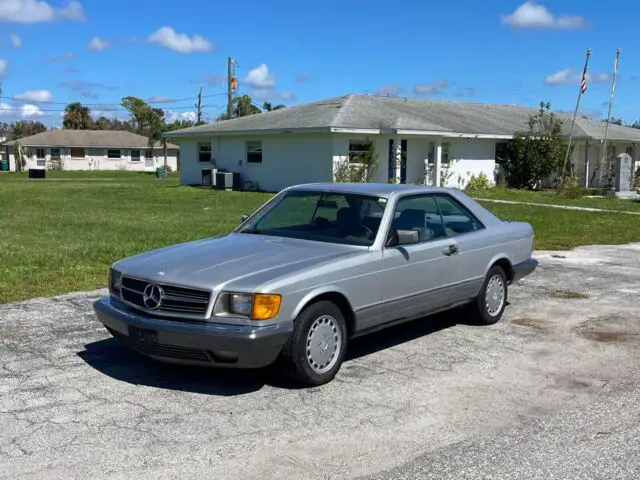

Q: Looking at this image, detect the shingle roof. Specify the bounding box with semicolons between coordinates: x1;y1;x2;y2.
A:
4;129;179;149
164;94;640;142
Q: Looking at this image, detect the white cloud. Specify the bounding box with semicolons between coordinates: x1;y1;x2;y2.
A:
21;103;43;116
13;89;53;102
545;68;610;86
87;36;109;51
376;83;405;97
0;0;84;23
413;79;450;95
244;64;276;89
147;96;175;103
147;26;214;53
9;33;21;47
166;110;197;122
501;1;585;30
0;59;7;75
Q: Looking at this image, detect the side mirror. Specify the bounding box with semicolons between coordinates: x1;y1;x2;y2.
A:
241;214;249;223
386;229;419;247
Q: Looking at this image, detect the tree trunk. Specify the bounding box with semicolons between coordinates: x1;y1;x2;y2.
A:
163;143;167;170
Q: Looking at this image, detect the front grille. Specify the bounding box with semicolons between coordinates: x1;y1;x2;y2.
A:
120;276;211;318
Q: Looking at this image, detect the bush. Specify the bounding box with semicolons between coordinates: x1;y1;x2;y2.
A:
465;172;491;192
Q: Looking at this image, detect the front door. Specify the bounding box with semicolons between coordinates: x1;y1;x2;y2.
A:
379;193;460;321
388;139;407;183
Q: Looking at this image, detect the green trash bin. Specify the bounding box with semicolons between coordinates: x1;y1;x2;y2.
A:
155;166;165;179
0;160;8;171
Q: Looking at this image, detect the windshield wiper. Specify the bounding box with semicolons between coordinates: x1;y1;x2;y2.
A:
241;228;265;235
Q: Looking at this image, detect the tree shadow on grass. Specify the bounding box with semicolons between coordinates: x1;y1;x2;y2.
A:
77;307;475;396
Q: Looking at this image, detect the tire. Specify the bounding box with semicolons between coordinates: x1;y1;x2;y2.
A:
278;300;348;387
468;265;508;325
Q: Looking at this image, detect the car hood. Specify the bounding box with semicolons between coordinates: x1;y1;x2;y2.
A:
113;232;362;291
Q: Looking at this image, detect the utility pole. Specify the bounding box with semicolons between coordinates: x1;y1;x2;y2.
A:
227;57;234;120
195;87;203;125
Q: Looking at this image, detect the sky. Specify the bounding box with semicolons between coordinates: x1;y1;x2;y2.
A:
0;0;638;127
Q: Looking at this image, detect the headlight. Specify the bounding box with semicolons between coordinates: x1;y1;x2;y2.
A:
109;268;122;294
218;292;282;320
229;293;252;316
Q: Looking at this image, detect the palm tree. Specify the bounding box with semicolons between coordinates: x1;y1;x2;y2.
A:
263;101;286;112
147;108;168;170
63;102;93;129
233;95;261;117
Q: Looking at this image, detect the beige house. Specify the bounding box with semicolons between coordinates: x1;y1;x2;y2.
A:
4;130;179;172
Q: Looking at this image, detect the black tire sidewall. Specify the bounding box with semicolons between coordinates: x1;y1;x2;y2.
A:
476;266;508;325
281;300;348;386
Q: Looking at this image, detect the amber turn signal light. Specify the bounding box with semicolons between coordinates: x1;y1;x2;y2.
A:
251;294;281;320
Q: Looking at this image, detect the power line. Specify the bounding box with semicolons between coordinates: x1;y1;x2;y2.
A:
0;104;227;113
0;92;228;106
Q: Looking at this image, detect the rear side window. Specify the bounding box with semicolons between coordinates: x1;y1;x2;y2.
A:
434;195;483;235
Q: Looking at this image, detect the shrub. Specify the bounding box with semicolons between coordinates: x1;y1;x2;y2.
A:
465;172;491;192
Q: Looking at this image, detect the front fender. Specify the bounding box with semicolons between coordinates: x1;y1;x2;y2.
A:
290;285;354;321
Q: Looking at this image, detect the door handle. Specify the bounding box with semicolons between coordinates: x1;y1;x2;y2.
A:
442;244;458;256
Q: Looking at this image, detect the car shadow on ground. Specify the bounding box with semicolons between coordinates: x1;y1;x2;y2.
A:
77;307;478;396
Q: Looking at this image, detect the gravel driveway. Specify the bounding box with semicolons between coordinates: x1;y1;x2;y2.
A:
1;243;639;479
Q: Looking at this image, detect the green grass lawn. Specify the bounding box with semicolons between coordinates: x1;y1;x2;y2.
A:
2;172;640;304
472;187;640;212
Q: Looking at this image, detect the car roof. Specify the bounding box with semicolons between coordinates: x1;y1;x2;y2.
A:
286;182;452;198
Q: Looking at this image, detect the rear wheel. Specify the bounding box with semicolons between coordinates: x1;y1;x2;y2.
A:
278;301;348;387
468;265;508;325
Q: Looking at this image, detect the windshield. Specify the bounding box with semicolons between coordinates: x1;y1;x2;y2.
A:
239;190;388;246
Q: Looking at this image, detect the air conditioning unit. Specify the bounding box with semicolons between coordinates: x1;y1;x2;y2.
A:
213;171;241;191
201;168;217;186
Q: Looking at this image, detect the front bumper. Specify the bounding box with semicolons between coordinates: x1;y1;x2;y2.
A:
511;258;539;284
93;296;292;368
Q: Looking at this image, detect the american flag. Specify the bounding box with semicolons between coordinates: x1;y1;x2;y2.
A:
580;66;588;94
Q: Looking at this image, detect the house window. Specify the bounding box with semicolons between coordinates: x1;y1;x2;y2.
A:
246;141;262;164
36;148;45;159
70;147;85;158
441;142;451;164
145;150;153;159
626;146;634;157
131;149;141;162
348;140;372;164
198;143;211;162
107;149;121;159
50;148;60;159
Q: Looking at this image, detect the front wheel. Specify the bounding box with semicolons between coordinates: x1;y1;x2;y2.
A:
468;265;508;325
278;301;348;387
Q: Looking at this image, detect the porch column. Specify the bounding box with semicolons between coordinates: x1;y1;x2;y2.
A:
394;137;402;183
434;137;442;187
584;140;590;188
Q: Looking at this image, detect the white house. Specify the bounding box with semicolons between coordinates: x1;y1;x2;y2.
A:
4;130;179;172
164;94;640;192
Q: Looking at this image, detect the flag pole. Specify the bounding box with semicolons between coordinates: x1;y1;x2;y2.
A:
598;47;621;188
560;48;591;187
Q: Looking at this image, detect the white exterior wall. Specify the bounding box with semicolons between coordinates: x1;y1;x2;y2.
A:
443;139;497;188
178;132;501;191
180;133;333;191
7;147;177;172
570;140;637;187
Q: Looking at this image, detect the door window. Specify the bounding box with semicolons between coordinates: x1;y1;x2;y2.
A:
390;194;446;242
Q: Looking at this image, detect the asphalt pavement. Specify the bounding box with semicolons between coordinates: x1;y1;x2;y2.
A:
1;243;639;479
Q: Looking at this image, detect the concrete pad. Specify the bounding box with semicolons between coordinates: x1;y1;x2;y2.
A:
1;243;639;479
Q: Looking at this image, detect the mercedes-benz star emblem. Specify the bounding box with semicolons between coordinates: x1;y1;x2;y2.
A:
143;283;164;310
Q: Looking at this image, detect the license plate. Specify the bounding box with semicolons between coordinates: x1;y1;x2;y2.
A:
129;326;158;346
